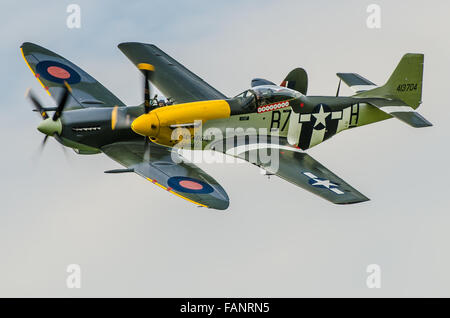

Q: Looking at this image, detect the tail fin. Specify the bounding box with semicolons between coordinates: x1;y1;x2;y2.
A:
357;53;424;109
281;68;308;95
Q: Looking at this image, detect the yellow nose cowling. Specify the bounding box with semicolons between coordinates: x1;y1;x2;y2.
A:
131;100;231;144
131;112;160;137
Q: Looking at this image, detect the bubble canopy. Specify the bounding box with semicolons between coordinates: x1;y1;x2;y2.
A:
231;85;302;113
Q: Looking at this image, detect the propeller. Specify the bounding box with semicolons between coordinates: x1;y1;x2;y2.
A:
137;63;156;158
143;68;151;114
142;67;151;157
138;63;156;114
26;82;71;151
52;86;70;121
110;63;158;140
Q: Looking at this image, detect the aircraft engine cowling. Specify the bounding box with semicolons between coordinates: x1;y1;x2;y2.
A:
131;99;231;146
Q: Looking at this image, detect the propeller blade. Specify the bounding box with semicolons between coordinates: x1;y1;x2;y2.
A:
38;134;69;159
54;135;69;158
53;84;70;121
39;135;49;153
144;137;150;160
137;63;155;114
26;89;49;119
144;71;151;114
29;83;70;157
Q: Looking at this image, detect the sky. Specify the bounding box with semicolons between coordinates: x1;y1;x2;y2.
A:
0;0;449;297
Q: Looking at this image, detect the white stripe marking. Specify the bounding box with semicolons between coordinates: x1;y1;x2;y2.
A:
303;172;317;179
300;114;311;122
331;188;344;195
225;143;303;156
379;106;415;113
351;85;377;92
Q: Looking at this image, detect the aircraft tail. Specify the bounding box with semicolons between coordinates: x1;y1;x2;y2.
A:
280;68;308;95
354;53;431;127
356;53;424;110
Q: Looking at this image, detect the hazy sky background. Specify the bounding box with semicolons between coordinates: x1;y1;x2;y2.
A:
0;0;449;297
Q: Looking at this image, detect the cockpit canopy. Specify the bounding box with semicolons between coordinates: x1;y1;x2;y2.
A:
252;85;302;102
232;85;302;113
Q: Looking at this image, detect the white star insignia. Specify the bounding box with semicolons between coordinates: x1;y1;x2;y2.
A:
303;172;345;195
311;179;337;189
312;105;330;128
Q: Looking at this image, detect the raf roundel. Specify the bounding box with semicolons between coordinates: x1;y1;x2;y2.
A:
167;176;214;194
47;66;71;79
36;60;81;84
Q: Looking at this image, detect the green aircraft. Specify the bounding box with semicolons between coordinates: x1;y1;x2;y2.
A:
21;42;431;210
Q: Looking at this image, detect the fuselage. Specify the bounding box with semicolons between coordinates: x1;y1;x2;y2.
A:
53;84;391;154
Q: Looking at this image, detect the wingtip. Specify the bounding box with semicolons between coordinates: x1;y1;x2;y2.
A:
410;120;433;128
20;42;56;57
420;120;433;128
20;41;33;49
335;196;371;205
212;200;230;211
203;192;230;211
118;42;157;50
20;42;41;50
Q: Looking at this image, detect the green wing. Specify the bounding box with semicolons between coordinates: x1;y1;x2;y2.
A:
101;141;229;210
260;148;369;204
118;42;227;104
209;137;369;205
21;42;125;109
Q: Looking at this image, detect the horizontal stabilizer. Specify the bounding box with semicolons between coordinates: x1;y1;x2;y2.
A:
336;73;377;93
365;98;432;128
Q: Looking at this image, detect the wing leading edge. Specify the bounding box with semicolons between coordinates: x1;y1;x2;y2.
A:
363;98;432;128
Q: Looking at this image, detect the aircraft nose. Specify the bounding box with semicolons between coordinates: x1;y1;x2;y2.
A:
131;113;160;137
37;118;62;136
